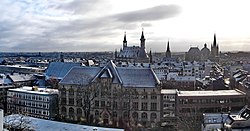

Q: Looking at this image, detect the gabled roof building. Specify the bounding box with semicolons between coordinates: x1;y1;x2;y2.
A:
58;60;161;128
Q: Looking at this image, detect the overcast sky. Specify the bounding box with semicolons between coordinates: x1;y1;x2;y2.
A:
1;0;250;52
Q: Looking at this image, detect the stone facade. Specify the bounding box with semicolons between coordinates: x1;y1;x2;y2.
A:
58;61;161;128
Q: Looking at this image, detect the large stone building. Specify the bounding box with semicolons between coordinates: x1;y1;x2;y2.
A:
58;61;161;128
115;31;150;63
185;34;219;62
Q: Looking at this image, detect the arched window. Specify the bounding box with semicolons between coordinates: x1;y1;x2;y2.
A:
141;112;147;120
76;99;82;106
69;107;74;117
132;112;138;120
95;110;99;117
150;113;157;121
123;111;129;118
77;108;82;116
61;106;66;114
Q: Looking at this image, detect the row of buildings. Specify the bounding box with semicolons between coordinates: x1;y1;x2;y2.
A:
2;60;247;130
115;30;220;63
3;31;250;130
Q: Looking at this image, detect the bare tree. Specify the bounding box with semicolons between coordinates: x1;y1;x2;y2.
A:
4;114;34;131
176;109;201;131
81;84;99;124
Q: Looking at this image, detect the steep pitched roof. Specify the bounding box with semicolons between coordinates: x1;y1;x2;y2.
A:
59;67;101;85
60;61;160;88
45;62;81;79
91;60;122;84
117;67;160;88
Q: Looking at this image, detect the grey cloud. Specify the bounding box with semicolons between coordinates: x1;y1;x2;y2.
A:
0;1;181;52
114;5;181;22
56;0;102;15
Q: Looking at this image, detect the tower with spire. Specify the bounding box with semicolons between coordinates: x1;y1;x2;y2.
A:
166;40;171;58
140;29;146;49
115;29;149;63
123;32;127;49
211;33;219;57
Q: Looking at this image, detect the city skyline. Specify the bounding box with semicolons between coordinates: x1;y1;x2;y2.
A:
0;0;250;52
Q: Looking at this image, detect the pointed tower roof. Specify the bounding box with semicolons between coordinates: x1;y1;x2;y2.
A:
140;28;145;40
123;31;127;43
167;40;170;52
213;33;217;47
166;40;171;58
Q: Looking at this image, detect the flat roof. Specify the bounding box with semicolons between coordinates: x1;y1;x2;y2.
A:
161;89;178;94
8;86;58;95
178;89;245;97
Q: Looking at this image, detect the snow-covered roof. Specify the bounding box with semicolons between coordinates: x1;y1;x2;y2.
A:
8;86;58;95
59;67;101;85
4;115;124;131
178;89;245;97
7;74;34;82
60;61;160;88
161;89;177;94
117;67;160;88
45;62;81;80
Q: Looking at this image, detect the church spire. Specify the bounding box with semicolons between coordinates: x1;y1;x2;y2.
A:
123;31;127;48
166;40;171;58
140;28;146;49
213;33;217;47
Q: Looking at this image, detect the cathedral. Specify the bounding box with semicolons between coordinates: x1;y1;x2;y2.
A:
115;30;150;63
185;34;219;62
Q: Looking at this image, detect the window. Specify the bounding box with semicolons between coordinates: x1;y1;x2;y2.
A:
132;102;138;110
69;107;74;118
61;98;66;105
76;99;82;106
107;101;111;108
123;111;129;118
95;110;99;117
151;94;157;99
141;94;148;99
95;100;99;108
132;112;138;120
150;113;157;120
101;101;105;107
123;102;129;109
151;103;157;111
141;102;148;110
61;106;66;114
77;108;82;116
69;98;74;106
141;112;148;119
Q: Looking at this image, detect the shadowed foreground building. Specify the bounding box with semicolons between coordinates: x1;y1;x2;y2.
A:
58;61;161;128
